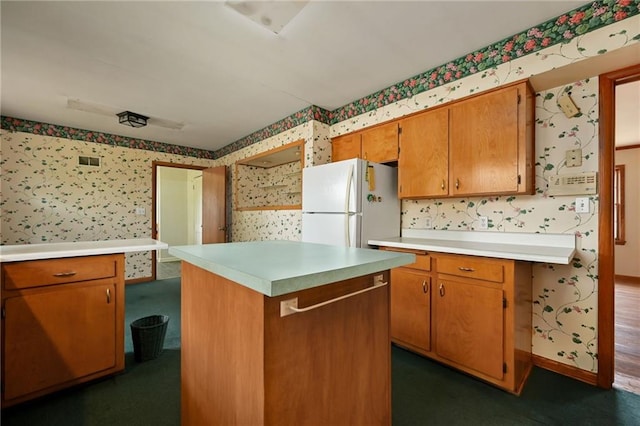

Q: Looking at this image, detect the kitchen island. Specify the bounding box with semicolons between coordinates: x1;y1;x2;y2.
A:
169;240;414;426
0;239;168;407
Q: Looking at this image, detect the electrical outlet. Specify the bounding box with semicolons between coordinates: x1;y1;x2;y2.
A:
575;197;589;213
478;216;488;230
135;207;146;215
425;217;432;229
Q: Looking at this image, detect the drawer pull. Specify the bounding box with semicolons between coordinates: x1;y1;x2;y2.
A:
439;283;445;297
106;288;111;304
458;267;475;272
53;271;77;277
422;280;428;294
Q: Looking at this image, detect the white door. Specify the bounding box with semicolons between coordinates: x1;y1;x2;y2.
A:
302;159;362;214
193;173;203;245
301;213;361;247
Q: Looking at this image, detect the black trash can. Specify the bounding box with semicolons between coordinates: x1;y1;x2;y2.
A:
130;315;169;362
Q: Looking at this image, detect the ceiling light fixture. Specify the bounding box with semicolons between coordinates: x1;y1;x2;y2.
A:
117;111;148;128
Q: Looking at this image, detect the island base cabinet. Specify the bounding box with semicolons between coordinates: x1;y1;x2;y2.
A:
181;262;391;426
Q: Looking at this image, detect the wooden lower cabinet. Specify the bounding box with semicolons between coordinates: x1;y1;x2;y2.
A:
388;249;432;353
435;276;505;380
1;254;125;407
386;248;532;394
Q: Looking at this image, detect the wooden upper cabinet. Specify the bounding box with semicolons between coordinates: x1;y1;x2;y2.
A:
331;133;361;162
332;122;399;164
450;83;529;196
360;122;399;163
398;108;449;198
397;80;534;199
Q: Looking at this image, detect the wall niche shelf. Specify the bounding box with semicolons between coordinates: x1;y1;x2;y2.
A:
235;140;305;211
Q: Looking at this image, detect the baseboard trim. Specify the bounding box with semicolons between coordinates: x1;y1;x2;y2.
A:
532;355;597;386
615;274;640;284
125;276;154;285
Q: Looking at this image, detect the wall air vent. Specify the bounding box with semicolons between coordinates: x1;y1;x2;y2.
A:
547;172;597;196
78;155;101;167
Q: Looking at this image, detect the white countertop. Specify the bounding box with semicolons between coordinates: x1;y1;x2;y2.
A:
0;239;168;262
369;229;576;264
169;240;414;297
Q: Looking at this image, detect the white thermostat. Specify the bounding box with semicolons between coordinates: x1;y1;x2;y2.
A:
548;172;598;196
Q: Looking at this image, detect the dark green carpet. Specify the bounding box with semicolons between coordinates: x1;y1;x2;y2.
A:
2;278;639;425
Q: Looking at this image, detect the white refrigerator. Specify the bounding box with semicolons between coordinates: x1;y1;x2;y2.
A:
301;158;400;248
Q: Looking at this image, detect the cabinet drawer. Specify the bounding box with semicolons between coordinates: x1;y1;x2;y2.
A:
382;248;431;271
2;255;117;290
436;255;504;283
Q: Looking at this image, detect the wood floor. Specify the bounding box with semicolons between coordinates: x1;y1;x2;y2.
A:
614;277;640;395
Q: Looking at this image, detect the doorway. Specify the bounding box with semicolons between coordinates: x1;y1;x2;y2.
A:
612;79;640;394
598;64;640;391
156;166;203;279
151;162;228;281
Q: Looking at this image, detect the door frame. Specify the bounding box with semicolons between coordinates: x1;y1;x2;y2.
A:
597;63;640;388
152;161;207;281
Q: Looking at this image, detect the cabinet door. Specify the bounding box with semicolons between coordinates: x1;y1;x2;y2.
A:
449;85;520;196
361;122;399;163
435;278;504;380
3;281;117;400
398;108;449;198
332;133;361;162
390;268;431;352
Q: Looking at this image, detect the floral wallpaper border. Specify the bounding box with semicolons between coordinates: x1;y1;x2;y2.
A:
0;116;217;160
330;0;639;122
2;1;637;160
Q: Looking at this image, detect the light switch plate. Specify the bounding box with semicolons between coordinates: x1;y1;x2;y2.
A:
566;149;582;167
575;197;589;213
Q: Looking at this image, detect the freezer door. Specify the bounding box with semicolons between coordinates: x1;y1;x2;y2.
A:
302;159;362;214
301;213;361;247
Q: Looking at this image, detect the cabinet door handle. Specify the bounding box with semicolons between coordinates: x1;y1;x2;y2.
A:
458;267;475;272
422;280;428;294
455;178;460;189
439;283;445;297
53;271;77;277
441;180;445;190
106;288;111;304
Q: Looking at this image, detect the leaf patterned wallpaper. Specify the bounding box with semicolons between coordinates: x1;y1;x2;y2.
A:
400;78;600;372
0;134;219;279
1;9;638;373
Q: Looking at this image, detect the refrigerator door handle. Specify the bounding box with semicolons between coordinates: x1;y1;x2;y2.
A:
344;164;354;246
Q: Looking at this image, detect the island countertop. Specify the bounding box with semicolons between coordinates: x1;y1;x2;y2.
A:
0;238;168;262
169;240;415;297
369;229;576;264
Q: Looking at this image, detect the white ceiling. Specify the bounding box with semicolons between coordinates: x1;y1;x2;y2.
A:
5;0;634;154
